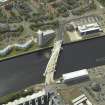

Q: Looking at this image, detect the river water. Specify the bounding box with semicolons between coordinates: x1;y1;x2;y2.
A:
1;36;105;97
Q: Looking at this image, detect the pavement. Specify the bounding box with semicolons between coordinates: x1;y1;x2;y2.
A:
44;40;62;85
67;31;82;42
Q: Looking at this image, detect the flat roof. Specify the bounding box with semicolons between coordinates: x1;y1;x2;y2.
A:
78;23;102;33
5;90;45;105
62;69;88;80
37;29;55;36
0;0;8;2
74;97;87;105
72;94;86;103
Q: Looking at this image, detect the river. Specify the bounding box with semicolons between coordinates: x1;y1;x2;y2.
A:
1;36;105;97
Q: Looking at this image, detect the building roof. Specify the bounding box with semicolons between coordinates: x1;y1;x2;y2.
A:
78;23;102;33
37;29;55;36
0;0;8;2
4;90;46;105
37;30;43;35
0;45;12;55
14;39;32;48
0;23;8;28
72;94;86;103
62;69;88;80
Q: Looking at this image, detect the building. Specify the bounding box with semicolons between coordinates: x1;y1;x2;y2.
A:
0;45;12;56
0;23;9;33
0;0;9;5
37;30;44;46
0;0;12;6
3;90;50;105
0;39;33;56
14;39;33;49
0;0;8;2
72;94;93;105
62;69;89;83
78;23;102;35
37;29;55;46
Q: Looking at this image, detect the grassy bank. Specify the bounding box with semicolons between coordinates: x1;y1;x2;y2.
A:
0;40;54;62
0;33;105;62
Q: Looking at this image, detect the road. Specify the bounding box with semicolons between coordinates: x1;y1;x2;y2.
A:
44;40;62;85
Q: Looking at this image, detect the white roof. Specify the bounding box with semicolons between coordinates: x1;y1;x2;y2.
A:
86;100;93;105
37;30;43;35
74;97;87;105
37;29;55;36
78;23;102;33
43;30;55;36
72;94;85;103
63;69;88;80
0;0;8;2
5;90;45;105
78;103;84;105
0;45;12;54
0;39;33;55
14;39;32;48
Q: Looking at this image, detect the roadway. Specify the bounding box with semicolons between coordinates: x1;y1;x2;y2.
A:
44;40;62;85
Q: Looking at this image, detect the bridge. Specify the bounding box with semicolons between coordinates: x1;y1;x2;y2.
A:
43;40;62;85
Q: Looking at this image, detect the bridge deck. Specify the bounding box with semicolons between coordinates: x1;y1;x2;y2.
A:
44;40;62;85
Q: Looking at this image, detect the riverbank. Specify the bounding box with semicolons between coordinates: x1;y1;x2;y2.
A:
0;38;54;62
1;34;105;98
0;83;44;104
0;32;104;62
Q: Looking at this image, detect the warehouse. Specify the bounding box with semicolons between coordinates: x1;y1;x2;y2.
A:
0;0;8;2
62;69;89;83
78;23;102;35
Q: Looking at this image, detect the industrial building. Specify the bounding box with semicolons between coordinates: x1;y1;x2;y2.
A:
78;23;102;35
37;30;55;46
62;69;89;83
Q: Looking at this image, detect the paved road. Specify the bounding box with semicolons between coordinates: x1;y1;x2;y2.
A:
1;36;105;97
44;40;62;85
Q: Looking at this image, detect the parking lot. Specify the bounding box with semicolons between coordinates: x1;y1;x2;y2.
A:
72;15;103;26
